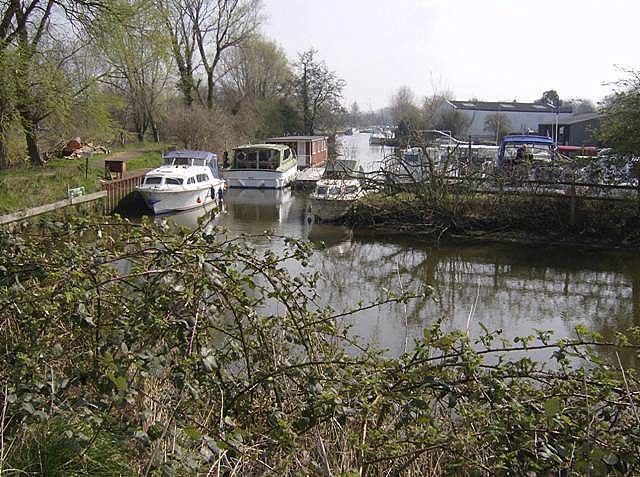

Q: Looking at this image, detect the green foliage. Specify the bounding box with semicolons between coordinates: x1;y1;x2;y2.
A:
1;216;639;475
600;70;640;156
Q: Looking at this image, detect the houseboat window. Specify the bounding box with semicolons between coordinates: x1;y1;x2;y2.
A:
345;185;358;194
187;177;196;184
165;177;183;185
235;150;258;169
145;176;162;185
284;149;291;160
329;186;342;195
196;174;209;182
258;149;280;170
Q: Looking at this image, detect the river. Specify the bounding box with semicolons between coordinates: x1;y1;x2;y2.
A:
155;133;640;363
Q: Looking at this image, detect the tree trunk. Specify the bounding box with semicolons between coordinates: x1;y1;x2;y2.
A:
25;125;44;166
206;70;214;110
151;120;160;143
0;131;7;170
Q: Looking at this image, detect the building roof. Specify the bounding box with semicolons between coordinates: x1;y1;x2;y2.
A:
448;100;572;114
539;112;601;126
267;136;327;142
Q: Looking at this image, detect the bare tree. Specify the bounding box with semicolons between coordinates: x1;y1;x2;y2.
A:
162;0;262;109
294;48;345;135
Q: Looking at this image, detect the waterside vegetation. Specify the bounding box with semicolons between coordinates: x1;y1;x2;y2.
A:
1;216;639;475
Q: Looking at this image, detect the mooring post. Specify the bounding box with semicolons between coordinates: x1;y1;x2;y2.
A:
569;173;576;227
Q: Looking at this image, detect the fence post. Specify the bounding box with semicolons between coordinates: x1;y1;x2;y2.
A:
569;173;576;227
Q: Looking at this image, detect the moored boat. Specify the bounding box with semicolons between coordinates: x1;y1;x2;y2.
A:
224;143;298;189
308;159;366;222
137;150;225;214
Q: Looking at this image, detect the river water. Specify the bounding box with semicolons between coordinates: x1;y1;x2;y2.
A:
157;133;640;364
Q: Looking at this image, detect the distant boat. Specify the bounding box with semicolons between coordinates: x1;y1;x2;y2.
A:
137;150;225;214
224;143;298;189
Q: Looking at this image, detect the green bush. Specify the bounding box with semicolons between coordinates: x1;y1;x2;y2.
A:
1;216;639;475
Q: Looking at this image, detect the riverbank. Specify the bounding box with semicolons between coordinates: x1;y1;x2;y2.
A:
345;192;640;250
0;144;162;214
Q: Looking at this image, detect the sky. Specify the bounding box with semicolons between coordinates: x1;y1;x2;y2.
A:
260;0;640;110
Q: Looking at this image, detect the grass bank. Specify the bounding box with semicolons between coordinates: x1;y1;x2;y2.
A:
0;144;163;214
347;191;640;249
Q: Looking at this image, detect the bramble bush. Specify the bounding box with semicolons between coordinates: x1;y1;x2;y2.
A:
0;216;639;476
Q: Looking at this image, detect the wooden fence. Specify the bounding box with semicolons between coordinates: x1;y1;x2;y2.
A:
101;170;148;213
0;191;107;225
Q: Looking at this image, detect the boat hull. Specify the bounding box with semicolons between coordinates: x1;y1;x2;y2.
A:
224;167;297;189
138;182;225;214
308;197;356;222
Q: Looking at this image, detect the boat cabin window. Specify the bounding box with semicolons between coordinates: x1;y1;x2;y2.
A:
165;177;183;186
330;186;342;195
173;157;191;166
145;176;162;185
345;185;358;194
235;150;258;169
192;158;206;166
187;177;196;184
258;149;280;170
196;173;209;182
284;149;291;160
316;185;328;195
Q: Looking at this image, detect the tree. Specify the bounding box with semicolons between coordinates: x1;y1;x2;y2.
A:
484;112;512;143
390;85;421;126
568;98;596;115
293;48;345;135
599;70;640;156
422;89;452;130
162;0;263;109
436;109;471;138
537;89;561;107
94;1;172;142
222;36;291;102
0;0;107;166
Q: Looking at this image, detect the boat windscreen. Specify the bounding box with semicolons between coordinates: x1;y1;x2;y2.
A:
259;149;280;170
144;176;162;185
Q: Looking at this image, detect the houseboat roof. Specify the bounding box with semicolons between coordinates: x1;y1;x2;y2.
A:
163;150;216;160
267;136;327;142
234;143;290;151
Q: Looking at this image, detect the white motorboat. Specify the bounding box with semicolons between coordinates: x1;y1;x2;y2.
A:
137;150;226;214
224;143;298;189
308;160;366;222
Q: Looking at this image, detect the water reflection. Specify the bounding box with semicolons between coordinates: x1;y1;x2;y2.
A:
147;133;640;366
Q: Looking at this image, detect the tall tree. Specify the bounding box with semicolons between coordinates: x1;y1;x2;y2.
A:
94;0;172;142
390;85;420;126
293;48;345;135
162;0;262;109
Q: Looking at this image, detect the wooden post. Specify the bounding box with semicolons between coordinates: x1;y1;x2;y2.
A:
569;173;576;227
